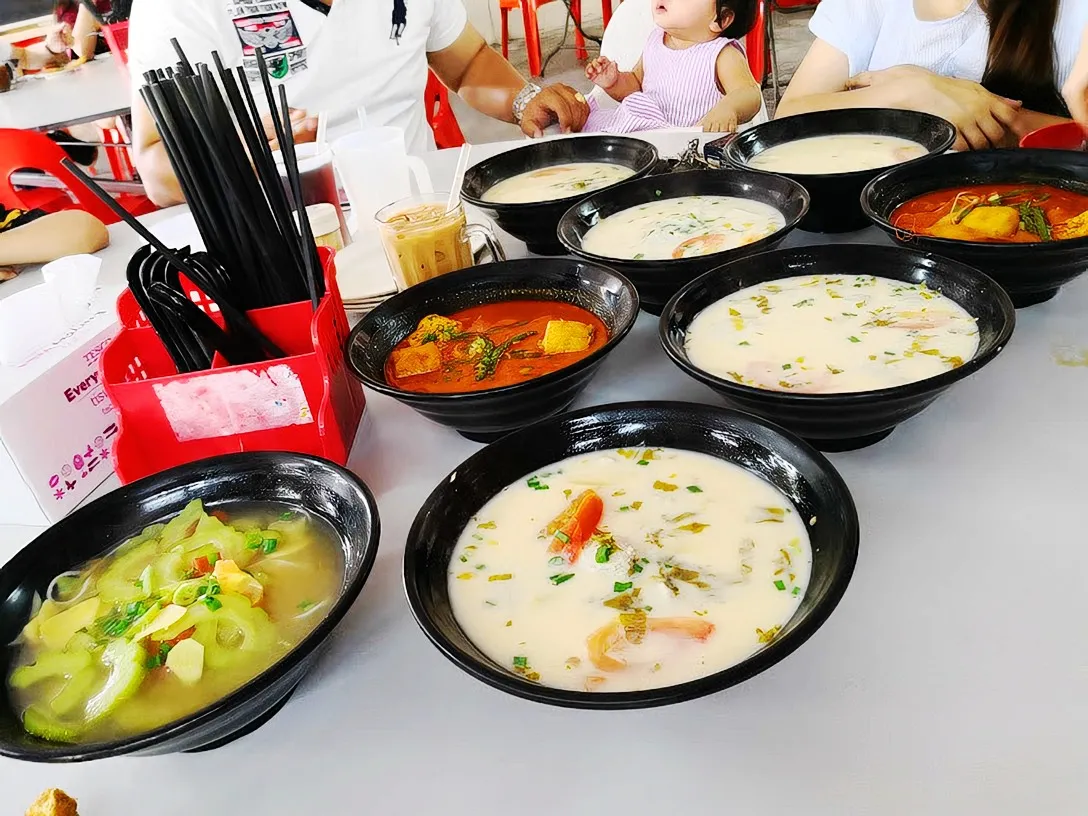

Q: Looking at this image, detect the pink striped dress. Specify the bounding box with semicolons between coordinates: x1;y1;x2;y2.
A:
584;29;742;133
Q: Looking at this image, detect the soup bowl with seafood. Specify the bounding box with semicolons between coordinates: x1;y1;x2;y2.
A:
660;244;1015;451
708;109;956;233
0;452;380;762
557;169;809;316
345;257;639;441
404;401;859;709
863;149;1088;307
460;136;659;255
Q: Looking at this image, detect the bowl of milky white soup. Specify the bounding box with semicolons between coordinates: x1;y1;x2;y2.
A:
707;109;956;233
403;401;859;709
659;244;1015;451
460;135;659;255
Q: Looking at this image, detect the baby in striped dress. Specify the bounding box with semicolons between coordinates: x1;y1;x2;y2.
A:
583;0;762;133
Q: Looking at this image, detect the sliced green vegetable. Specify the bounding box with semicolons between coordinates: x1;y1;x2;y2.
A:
83;638;149;724
160;499;204;547
39;597;100;651
9;650;93;689
49;666;99;716
549;573;575;586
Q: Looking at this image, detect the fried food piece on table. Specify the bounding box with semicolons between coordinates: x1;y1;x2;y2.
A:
1053;211;1088;240
390;342;442;378
26;789;78;816
541;319;594;355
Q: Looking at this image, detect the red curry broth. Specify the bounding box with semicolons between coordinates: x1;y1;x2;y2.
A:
891;183;1088;243
385;300;608;394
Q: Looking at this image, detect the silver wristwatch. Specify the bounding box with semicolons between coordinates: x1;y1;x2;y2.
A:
512;83;543;125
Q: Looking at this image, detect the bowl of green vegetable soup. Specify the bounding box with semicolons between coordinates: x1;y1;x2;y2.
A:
0;452;380;762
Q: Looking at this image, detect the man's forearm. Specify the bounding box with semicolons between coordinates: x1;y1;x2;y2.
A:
441;42;524;122
135;140;185;207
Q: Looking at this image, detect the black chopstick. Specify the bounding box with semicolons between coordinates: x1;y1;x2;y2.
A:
277;84;321;310
61;158;206;282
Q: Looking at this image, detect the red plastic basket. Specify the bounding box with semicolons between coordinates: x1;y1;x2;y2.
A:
101;249;365;484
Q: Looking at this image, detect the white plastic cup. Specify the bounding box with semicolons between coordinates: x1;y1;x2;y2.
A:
331;126;433;239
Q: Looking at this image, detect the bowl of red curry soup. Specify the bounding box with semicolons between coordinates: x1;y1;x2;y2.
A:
862;149;1088;307
344;257;639;442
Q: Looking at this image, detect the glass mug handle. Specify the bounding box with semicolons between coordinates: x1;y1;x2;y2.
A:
464;223;506;266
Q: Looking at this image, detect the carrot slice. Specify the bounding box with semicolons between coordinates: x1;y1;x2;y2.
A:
545;489;604;564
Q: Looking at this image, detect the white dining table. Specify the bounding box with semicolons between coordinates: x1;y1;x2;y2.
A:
1;133;1086;816
0;55;130;131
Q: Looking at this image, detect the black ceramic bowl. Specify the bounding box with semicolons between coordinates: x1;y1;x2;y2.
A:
345;257;639;442
660;244;1016;451
556;169;809;316
862;149;1088;307
0;453;379;762
708;109;956;233
461;136;659;255
404;400;859;709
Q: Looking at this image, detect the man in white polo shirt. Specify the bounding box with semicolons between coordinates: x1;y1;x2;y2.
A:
129;0;590;206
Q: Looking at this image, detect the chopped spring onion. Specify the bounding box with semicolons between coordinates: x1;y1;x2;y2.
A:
613;581;633;593
774;580;786;591
549;573;575;586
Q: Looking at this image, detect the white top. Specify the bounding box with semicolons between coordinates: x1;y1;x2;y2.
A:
0;136;1086;812
810;0;1088;88
127;0;468;154
0;42;11;63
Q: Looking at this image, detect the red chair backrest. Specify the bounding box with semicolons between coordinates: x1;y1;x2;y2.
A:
745;0;767;84
103;21;129;64
0;129;120;224
774;0;819;8
424;71;466;150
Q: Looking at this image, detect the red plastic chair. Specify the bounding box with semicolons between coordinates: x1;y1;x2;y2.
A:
500;0;595;78
102;21;130;80
0;128;149;225
745;0;768;85
425;71;466;149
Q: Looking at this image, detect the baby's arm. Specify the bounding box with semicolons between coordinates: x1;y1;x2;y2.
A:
585;57;644;102
700;45;763;132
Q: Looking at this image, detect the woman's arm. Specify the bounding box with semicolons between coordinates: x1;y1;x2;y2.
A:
775;40;913;117
71;4;102;60
0;211;109;266
1062;23;1088;123
428;24;590;137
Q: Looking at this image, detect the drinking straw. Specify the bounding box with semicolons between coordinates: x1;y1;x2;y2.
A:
278;84;321;310
316;112;328;152
61;158;206;280
446;144;472;213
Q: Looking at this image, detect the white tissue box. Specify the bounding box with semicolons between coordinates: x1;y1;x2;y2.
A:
0;325;118;526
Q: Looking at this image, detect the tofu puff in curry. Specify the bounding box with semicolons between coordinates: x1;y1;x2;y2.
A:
385;303;608;393
891;184;1088;243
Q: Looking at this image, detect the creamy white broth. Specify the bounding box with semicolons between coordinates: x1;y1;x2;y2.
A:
482;162;634;204
747;134;928;175
447;448;811;693
685;275;979;394
581;195;786;261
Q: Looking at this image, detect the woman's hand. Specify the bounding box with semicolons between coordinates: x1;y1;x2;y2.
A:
45;22;74;55
585;56;619;90
520;85;590;137
849;69;1021;150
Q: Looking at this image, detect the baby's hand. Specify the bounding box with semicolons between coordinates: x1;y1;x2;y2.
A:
585;56;620;89
700;103;740;134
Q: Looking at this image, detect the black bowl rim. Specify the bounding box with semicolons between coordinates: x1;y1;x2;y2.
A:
555;168;812;267
719;108;958;180
460;135;660;209
345;258;641;402
402;399;860;710
658;243;1016;405
860;148;1088;254
0;452;381;762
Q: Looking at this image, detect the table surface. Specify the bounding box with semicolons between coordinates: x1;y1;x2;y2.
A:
2;134;1087;815
0;55;130;131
